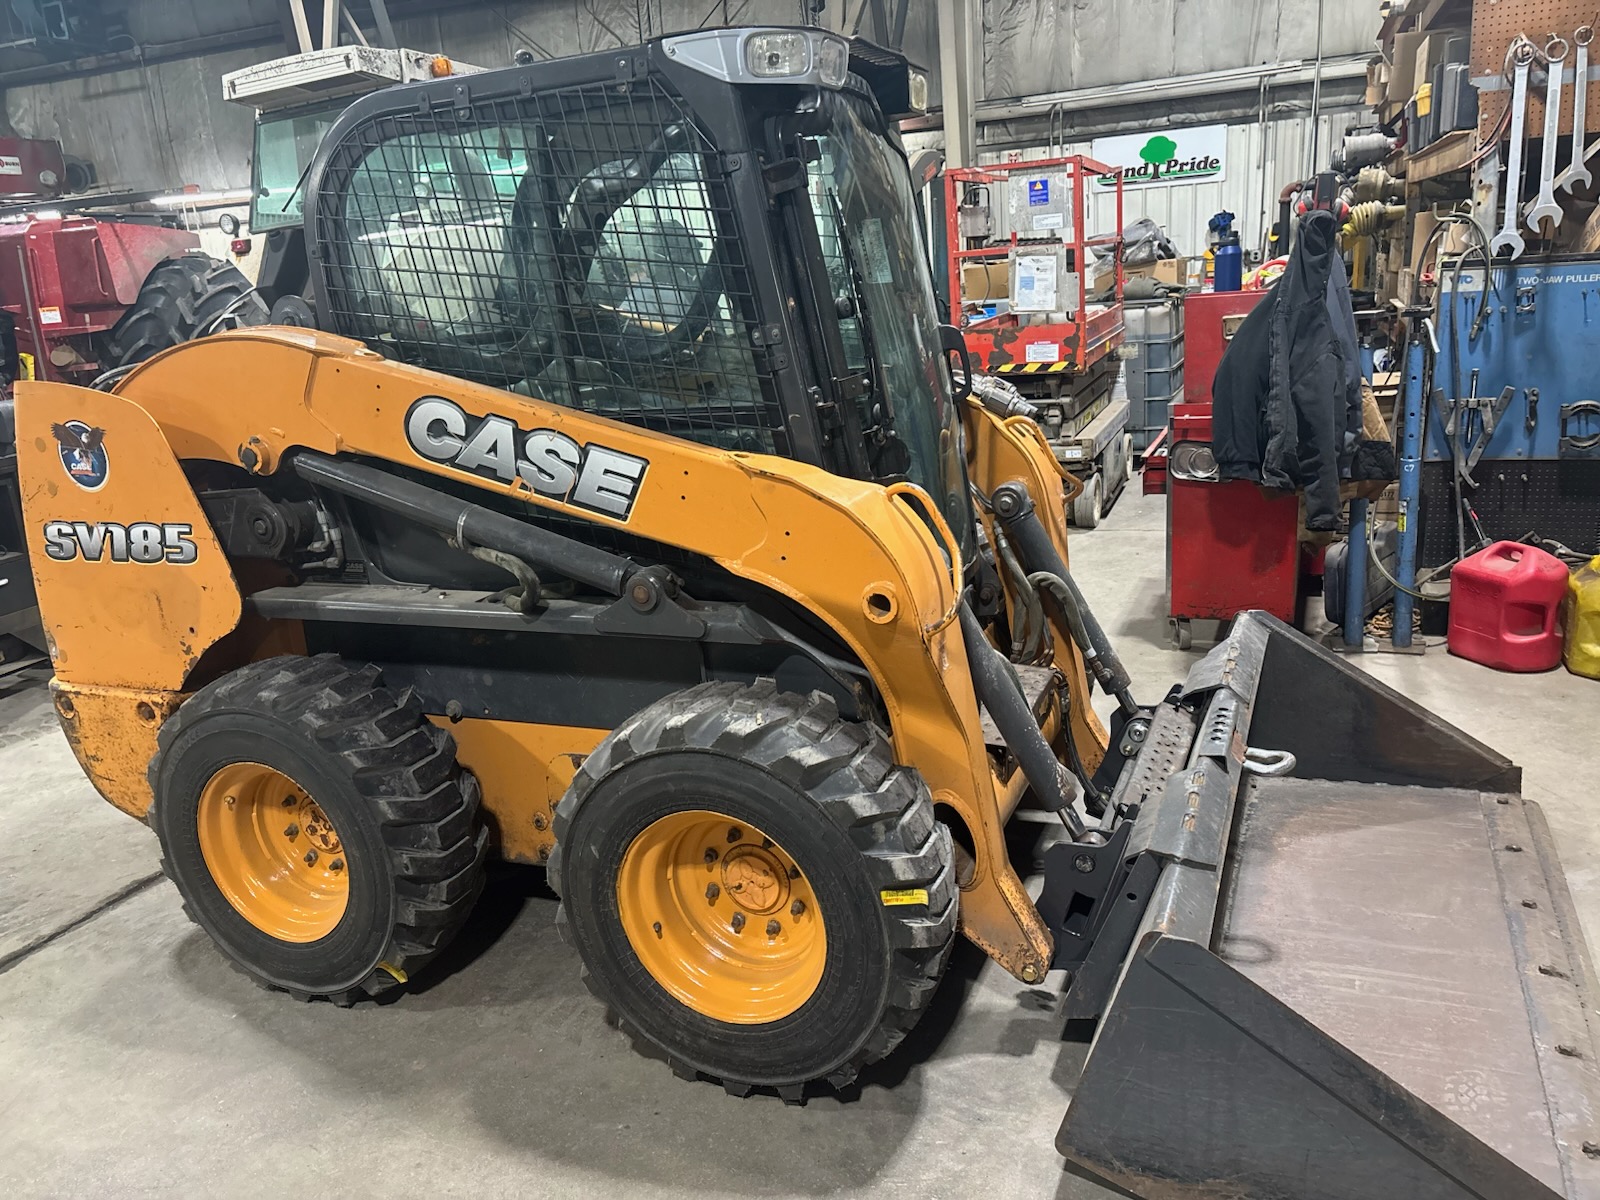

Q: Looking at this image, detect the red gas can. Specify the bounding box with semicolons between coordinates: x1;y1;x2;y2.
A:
1448;542;1570;671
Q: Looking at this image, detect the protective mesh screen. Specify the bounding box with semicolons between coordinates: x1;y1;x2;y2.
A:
315;77;782;455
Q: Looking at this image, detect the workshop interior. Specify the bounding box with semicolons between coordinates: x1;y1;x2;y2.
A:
1;2;1599;1198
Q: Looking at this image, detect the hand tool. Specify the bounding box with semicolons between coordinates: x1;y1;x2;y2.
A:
1525;35;1568;231
1493;40;1536;257
1557;26;1594;193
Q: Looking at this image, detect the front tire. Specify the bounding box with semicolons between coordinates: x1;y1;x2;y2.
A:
549;681;957;1097
148;655;488;1003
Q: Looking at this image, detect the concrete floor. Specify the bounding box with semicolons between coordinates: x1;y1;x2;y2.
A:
2;484;1597;1198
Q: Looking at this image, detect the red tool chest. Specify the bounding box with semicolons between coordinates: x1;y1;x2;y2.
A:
1167;289;1300;645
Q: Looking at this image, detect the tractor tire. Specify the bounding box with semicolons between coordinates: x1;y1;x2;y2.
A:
108;254;268;367
549;680;957;1100
147;655;488;1004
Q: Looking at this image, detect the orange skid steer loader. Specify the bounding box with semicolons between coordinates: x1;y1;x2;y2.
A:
16;27;1600;1198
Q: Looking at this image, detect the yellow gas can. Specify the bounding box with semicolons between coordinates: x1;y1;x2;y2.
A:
1565;556;1600;680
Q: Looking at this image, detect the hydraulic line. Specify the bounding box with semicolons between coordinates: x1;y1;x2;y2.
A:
958;602;1086;839
990;482;1138;716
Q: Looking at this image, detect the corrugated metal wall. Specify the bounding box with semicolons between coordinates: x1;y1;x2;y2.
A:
982;0;1378;99
976;105;1370;260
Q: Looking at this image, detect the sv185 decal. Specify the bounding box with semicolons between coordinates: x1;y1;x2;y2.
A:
42;521;198;564
405;396;649;521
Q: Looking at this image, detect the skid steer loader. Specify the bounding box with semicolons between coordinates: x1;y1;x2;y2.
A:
15;27;1600;1198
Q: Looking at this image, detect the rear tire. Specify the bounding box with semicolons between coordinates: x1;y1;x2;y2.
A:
148;655;488;1003
549;680;957;1097
109;255;268;367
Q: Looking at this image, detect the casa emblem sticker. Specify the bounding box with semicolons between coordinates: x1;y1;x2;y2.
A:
52;421;109;490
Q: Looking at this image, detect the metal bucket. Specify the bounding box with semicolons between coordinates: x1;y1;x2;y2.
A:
1050;613;1600;1199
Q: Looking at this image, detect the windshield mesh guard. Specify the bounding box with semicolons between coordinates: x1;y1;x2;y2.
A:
312;75;784;457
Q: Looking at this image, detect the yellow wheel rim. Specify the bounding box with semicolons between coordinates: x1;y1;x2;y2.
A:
196;762;350;943
617;810;826;1024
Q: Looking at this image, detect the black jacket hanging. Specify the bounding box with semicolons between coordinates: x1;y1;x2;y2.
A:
1211;211;1360;531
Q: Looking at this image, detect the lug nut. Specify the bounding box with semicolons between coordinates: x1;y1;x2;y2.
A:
703;847;718;864
282;795;296;807
731;913;745;933
705;883;720;902
224;794;237;809
284;823;299;838
303;850;318;866
727;826;742;843
652;921;663;938
790;900;805;917
788;866;800;879
329;858;344;872
766;919;781;936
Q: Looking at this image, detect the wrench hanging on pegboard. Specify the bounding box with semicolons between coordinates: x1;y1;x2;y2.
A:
1474;0;1600;142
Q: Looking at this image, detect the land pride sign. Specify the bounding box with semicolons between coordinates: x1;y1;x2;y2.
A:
1090;125;1228;188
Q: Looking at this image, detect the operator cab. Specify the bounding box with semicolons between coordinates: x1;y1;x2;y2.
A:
299;28;972;556
222;46;481;310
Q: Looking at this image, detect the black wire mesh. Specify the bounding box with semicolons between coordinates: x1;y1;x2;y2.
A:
317;77;782;455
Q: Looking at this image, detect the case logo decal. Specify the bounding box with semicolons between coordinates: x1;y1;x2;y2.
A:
52;421;109;491
405;396;648;521
42;521;198;564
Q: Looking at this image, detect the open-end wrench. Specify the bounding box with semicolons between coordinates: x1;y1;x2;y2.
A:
1558;26;1594;193
1494;40;1536;257
1526;35;1569;231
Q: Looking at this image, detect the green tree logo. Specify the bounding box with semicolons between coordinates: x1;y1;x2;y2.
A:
1140;135;1178;179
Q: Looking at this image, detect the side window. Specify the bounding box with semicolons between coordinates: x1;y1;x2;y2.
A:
341;128;538;337
326;91;780;455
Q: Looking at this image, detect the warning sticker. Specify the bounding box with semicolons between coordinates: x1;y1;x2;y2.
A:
38;306;62;325
1027;178;1049;206
1024;341;1061;363
0;156;21;176
880;888;929;907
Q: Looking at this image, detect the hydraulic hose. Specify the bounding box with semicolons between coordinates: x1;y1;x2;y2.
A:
990;482;1139;716
958;602;1086;838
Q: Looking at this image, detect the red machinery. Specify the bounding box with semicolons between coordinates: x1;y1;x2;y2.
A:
944;155;1128;525
1163;289;1300;648
0;215;200;384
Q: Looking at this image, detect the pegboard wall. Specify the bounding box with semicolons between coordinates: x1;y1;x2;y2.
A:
1473;0;1600;142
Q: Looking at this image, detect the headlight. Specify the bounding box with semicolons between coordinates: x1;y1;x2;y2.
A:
1169;441;1219;482
665;29;850;89
815;37;848;87
907;69;929;113
745;32;810;78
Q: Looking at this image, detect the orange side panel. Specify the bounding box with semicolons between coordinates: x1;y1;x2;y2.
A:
15;382;241;690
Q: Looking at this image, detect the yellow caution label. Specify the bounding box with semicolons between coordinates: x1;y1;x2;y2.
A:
880;888;929;907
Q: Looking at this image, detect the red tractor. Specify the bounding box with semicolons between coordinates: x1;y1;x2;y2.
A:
0;213;265;393
0;166;267;659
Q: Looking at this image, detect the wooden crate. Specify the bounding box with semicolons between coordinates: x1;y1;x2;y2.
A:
1473;0;1600;141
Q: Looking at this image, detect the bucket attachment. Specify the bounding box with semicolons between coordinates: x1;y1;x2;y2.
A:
1048;612;1600;1199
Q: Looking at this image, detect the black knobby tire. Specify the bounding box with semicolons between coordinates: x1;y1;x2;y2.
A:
109;254;268;367
549;680;958;1098
147;655;488;1004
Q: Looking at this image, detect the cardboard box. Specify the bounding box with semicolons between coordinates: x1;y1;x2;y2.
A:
1152;256;1188;286
960;261;1009;302
1125;256;1189;286
1366;60;1389;107
1388;31;1423;103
